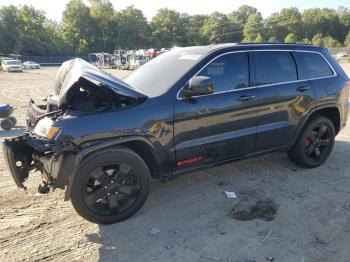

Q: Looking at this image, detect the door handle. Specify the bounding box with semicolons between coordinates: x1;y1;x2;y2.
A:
239;95;255;101
296;86;311;92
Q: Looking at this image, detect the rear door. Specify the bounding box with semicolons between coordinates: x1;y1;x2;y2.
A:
253;50;316;152
174;52;258;169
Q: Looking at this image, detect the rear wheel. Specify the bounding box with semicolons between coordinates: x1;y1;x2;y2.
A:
288;116;335;168
70;146;151;224
1;118;13;130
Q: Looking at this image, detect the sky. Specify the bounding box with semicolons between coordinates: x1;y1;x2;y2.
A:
0;0;349;21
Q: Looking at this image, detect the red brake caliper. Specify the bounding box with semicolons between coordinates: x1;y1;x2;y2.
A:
304;138;311;148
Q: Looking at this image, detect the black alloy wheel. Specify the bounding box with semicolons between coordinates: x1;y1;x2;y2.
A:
83;163;141;216
288;116;335;168
70;146;151;224
303;123;332;163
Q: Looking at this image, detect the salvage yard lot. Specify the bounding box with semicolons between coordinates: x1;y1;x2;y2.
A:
0;65;350;262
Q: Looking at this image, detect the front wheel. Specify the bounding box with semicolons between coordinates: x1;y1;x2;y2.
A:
70;146;151;224
288;116;335;168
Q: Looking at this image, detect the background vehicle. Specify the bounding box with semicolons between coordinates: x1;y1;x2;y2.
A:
336;51;349;58
128;55;147;70
2;59;23;72
23;61;40;69
114;50;129;69
3;43;349;224
0;104;17;130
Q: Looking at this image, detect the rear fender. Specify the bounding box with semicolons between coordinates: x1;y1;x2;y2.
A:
290;104;340;146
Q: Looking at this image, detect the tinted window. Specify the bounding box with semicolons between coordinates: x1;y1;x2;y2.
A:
197;53;249;92
295;52;333;79
125;48;205;97
254;51;297;85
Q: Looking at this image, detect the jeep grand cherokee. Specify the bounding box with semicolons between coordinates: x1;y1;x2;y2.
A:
3;43;349;224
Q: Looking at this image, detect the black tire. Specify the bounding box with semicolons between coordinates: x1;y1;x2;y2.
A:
288;116;335;168
1;118;13;130
7;116;17;126
70;146;151;224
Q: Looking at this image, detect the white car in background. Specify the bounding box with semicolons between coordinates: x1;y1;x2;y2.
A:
336;51;349;58
23;61;41;69
128;55;147;70
1;60;23;72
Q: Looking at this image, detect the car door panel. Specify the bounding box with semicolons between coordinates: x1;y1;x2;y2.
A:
253;51;316;152
255;80;314;151
173;52;258;169
174;89;258;168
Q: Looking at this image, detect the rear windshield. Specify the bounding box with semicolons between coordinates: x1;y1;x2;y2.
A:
295;52;334;79
124;49;204;97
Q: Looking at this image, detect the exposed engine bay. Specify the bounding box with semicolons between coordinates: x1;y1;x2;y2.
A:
63;77;136;112
26;58;147;128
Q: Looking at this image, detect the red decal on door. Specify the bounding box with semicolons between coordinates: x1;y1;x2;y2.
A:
177;156;203;167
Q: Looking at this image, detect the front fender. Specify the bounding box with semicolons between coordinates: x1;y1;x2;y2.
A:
63;136;157;200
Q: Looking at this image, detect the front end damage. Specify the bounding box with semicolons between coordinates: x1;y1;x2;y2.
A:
3;58;147;196
3;133;77;192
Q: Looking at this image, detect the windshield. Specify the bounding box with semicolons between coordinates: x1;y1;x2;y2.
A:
124;47;207;97
5;60;21;65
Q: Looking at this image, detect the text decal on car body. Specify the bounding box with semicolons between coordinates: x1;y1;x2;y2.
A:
176;156;203;167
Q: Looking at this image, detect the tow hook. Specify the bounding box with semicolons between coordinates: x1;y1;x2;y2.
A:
38;183;50;194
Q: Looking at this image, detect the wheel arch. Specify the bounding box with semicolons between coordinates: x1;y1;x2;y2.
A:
64;136;163;200
291;104;340;147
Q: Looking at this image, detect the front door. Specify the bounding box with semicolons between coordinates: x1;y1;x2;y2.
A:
174;52;258;169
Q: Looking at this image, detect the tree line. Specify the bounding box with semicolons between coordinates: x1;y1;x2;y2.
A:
1;0;350;56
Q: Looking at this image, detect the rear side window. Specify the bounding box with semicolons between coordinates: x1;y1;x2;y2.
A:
254;51;297;85
295;52;334;79
197;52;249;92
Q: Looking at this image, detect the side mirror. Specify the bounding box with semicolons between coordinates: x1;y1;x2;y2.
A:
183;76;215;97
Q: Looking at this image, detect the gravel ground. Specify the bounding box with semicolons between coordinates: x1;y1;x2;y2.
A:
0;65;350;262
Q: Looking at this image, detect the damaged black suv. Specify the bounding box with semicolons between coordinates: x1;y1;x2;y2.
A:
3;43;349;224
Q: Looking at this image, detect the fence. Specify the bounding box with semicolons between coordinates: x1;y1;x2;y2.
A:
14;55;90;66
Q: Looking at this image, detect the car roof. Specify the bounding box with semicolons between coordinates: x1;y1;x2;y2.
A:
179;42;322;57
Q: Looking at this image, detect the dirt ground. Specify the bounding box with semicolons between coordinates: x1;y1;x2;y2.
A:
0;64;350;262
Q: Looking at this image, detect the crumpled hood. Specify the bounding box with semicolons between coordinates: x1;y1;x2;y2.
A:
54;58;146;107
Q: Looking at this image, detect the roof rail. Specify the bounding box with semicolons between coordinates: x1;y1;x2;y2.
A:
237;42;313;46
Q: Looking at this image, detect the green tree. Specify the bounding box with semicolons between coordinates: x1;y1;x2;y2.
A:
301;38;312;44
61;0;93;54
268;36;277;42
312;33;324;47
323;36;341;47
228;5;258;42
255;33;264;42
115;6;150;49
0;6;21;53
265;13;286;41
151;8;187;47
265;8;302;42
89;0;115;52
185;15;208;45
243;13;264;42
337;7;350;42
202;12;239;44
302;8;345;43
284;33;297;43
345;31;350;47
228;5;258;25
